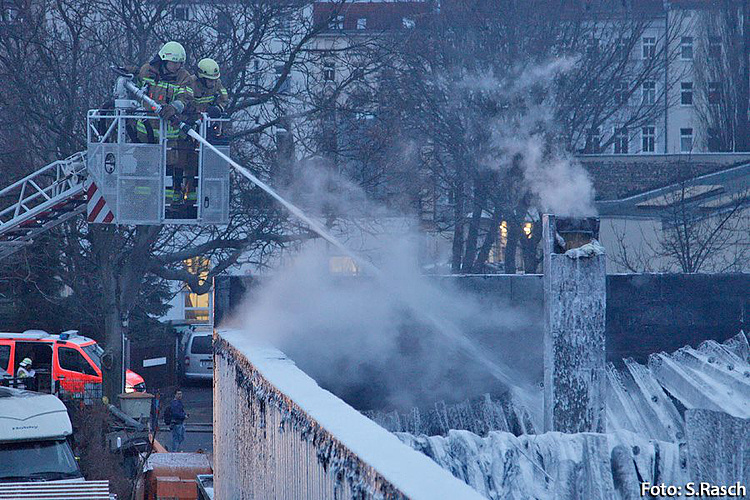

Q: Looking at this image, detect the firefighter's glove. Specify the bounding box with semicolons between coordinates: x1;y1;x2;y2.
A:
207;105;223;119
159;104;178;120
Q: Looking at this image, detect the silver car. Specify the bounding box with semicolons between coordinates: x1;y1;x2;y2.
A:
182;332;213;380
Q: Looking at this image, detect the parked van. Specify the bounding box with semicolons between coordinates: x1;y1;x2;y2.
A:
0;386;83;483
181;331;213;381
0;330;145;395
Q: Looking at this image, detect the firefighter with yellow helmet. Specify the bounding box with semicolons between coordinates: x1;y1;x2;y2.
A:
178;58;230;204
134;41;195;216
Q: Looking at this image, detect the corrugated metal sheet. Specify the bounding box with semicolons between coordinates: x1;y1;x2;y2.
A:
607;331;749;441
0;481;110;499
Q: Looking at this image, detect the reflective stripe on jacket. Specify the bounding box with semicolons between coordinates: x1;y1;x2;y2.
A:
189;76;229;114
136;62;194;139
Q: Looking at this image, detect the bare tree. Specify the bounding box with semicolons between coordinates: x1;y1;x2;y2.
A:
0;0;359;399
610;184;749;273
694;1;750;152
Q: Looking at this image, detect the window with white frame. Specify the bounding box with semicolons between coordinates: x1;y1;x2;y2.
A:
173;4;190;21
641;126;655;153
2;2;19;23
329;14;343;30
642;36;656;59
680;128;693;152
323;60;335;81
681;37;693;60
357;17;367;30
681;81;693;105
614;80;628;105
614;127;628;154
585;127;601;154
616;37;629;56
642;81;656;104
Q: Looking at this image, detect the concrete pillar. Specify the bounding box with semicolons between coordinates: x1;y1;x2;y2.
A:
543;214;606;433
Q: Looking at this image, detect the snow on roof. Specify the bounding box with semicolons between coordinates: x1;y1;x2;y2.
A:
218;328;485;500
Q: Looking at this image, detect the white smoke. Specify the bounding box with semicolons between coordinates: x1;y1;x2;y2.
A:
463;58;597;217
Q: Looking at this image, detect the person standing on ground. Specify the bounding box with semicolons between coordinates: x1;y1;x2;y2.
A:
167;389;188;452
16;358;36;391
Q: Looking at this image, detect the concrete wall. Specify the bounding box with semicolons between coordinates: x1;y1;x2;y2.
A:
216;273;749;364
214;331;484;500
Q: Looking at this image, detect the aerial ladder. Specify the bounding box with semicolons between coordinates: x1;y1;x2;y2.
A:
0;70;230;260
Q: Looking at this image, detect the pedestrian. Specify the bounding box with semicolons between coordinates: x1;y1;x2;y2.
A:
179;57;230;201
166;389;188;452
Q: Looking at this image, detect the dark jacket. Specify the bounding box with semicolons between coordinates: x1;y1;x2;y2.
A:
169;398;186;424
188;75;229;116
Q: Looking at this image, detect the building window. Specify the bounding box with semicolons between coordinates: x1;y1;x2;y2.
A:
614;127;628;154
708;82;721;104
352;66;365;80
642;81;656;104
708;36;722;60
357;17;367;30
173;4;190;21
402;17;415;29
680;128;693;152
275;64;290;93
2;4;19;23
585;127;601;154
217;15;231;41
184;257;211;323
329;14;343;30
681;82;693;105
707;128;721;152
489;221;509;264
642;36;656;59
681;36;693;60
614;81;628;105
616;38;629;56
587;38;600;57
641;126;655;153
329;256;359;275
323;61;335;81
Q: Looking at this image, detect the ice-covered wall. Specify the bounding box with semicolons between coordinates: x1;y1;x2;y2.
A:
213;330;485;500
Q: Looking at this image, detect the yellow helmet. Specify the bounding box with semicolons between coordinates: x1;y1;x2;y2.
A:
159;41;186;63
197;58;220;79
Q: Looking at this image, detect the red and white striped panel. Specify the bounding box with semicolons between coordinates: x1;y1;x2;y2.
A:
86;179;115;224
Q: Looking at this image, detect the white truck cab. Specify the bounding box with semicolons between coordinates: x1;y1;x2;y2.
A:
0;387;83;483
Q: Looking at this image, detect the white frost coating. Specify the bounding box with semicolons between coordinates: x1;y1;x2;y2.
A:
563;239;605;259
398;429;687;500
220;328;485;500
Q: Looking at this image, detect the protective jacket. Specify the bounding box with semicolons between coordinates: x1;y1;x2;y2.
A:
17;366;34;378
136;62;194;140
169;398;186;425
189;76;228;115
